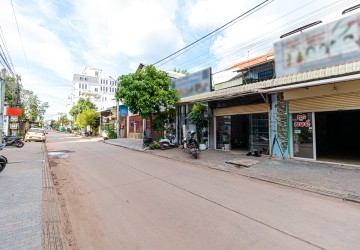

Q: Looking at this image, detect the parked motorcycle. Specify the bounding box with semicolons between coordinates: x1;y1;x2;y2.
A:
159;133;178;150
142;136;153;148
3;135;24;148
0;143;8;174
182;131;200;159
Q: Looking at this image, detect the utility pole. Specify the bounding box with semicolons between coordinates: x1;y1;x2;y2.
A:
109;76;119;138
0;69;6;141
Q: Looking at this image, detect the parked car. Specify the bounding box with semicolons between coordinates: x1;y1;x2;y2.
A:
24;128;46;142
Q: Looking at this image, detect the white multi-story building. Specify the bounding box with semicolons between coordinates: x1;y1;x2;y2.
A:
67;67;118;114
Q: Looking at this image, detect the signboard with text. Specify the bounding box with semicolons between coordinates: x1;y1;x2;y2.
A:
275;12;360;77
171;68;211;98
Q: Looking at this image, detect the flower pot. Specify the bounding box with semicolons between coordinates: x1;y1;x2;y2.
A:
199;143;206;150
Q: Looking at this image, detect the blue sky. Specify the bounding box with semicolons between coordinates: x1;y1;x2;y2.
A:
0;0;359;119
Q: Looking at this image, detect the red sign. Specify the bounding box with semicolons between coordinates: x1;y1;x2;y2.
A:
5;107;23;117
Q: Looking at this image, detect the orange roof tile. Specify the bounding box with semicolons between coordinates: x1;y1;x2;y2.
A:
229;49;274;71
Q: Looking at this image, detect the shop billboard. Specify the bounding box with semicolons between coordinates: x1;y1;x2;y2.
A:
171;67;211;98
274;12;360;77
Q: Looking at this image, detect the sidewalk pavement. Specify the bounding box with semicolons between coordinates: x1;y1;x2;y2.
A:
0;142;63;249
105;138;360;203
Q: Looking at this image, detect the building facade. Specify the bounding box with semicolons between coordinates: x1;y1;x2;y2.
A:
67;67;118;114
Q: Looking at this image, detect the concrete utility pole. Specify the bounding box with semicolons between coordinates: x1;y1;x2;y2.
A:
109;76;119;138
0;69;6;140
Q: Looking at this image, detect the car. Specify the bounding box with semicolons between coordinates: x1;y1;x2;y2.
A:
25;128;46;142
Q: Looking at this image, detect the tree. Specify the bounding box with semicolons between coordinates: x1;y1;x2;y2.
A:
75;109;98;131
58;114;70;127
115;65;179;136
173;68;189;75
20;89;49;121
187;102;208;143
4;75;21;106
69;98;96;120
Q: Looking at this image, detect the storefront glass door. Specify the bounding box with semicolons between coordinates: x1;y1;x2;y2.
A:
292;113;315;159
216;116;231;150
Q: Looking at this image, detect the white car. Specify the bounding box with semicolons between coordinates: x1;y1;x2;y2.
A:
25;128;46;142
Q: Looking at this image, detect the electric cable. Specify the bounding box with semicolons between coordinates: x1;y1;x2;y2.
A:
152;0;273;66
168;0;356;74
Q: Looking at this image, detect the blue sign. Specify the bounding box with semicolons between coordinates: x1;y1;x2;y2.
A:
120;105;128;117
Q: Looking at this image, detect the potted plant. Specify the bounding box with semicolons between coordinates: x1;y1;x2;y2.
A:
187;102;208;150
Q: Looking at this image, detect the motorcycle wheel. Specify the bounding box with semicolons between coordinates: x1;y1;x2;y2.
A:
0;156;7;173
160;143;165;150
15;141;24;148
193;150;198;159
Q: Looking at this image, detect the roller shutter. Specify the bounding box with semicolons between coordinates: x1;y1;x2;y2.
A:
288;91;360;113
214;103;268;116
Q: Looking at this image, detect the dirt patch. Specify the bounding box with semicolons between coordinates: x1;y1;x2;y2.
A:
49;157;79;249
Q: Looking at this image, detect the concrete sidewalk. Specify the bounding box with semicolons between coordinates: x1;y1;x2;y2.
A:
105;138;360;203
0;142;63;249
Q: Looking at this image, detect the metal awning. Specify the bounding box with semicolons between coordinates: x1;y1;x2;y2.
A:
259;73;360;93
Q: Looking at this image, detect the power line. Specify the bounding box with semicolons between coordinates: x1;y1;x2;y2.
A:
11;0;30;73
0;26;15;73
152;0;273;66
168;0;356;74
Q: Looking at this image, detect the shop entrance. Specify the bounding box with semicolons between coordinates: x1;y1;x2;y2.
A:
316;110;360;164
216;113;269;152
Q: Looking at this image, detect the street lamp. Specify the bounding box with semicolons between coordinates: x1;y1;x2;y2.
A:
109;76;119;138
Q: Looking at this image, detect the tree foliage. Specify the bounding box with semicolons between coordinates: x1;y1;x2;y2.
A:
115;65;179;135
187;102;208;142
173;68;189;75
20;89;49;121
69;98;96;120
75;109;98;131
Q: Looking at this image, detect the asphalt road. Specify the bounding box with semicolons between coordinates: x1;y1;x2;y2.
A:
46;131;360;250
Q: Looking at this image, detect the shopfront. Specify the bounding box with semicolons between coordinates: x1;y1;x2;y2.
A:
212;95;270;153
287;79;360;164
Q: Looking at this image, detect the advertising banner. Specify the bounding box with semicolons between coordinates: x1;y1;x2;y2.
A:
119;105;128;117
171;68;211;98
275;12;360;77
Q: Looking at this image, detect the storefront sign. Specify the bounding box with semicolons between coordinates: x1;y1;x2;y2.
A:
293;114;311;127
274;12;360;77
171;68;211;98
120;105;128;117
5;107;23;117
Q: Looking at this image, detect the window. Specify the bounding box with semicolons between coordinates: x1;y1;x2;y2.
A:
79;91;81;96
85;77;88;81
106;87;108;92
95;88;98;92
85;84;87;89
80;77;83;80
78;83;81;88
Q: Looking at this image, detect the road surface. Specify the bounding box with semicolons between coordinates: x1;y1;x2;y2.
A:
46;132;360;249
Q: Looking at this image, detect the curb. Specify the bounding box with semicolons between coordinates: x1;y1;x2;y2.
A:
41;143;65;249
104;141;360;204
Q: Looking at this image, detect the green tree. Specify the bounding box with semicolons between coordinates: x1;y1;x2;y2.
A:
115;65;179;136
69;98;96;120
58;114;70;127
4;75;21;106
20;89;49;121
75;109;98;132
187;102;208;143
173;68;189;75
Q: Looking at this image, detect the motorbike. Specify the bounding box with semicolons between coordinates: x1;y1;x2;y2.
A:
3;135;24;148
0;143;8;174
182;131;200;159
159;133;178;150
142;136;153;148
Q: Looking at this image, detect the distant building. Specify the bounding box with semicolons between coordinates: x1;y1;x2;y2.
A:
67;67;118;114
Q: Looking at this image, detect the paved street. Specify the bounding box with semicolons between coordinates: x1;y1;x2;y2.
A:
106;138;360;203
0;143;43;249
47;132;360;249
